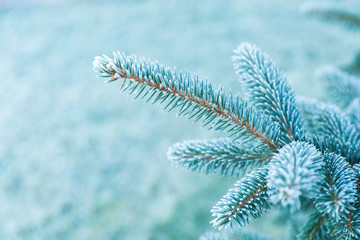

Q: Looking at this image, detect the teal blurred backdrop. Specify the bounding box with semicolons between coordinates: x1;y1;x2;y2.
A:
0;0;358;239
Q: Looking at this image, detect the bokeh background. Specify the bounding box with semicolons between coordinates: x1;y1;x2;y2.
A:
0;0;358;239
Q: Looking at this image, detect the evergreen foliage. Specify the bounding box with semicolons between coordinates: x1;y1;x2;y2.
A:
210;167;269;229
327;197;360;239
347;98;360;130
233;43;304;145
309;105;358;152
297;98;360;164
316;67;360;108
267;141;322;210
302;0;360;75
314;153;356;219
168;138;272;177
302;1;360;31
297;209;330;240
93;41;360;239
93;53;281;148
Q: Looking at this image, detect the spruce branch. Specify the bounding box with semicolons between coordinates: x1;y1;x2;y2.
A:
317;67;360;108
316;108;359;155
297;97;360;164
93;53;281;148
345;52;360;75
296;97;322;132
302;1;360;31
309;135;360;166
167;138;273;177
297;97;357;140
267;141;323;210
93;39;360;238
327;199;360;240
346;98;360;131
354;164;360;196
297;209;330;240
353;164;360;185
210;167;269;230
233;43;304;145
314;153;357;220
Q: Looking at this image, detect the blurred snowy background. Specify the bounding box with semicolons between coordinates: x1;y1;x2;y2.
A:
0;0;358;239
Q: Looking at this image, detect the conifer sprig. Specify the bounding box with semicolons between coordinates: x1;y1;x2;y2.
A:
298;209;330;240
233;43;304;145
93;53;281;148
167;138;273;177
347;98;360;131
93;39;360;238
317;109;359;148
353;164;360;184
314;153;357;220
308;135;360;165
317;67;360;108
327;199;360;239
302;2;360;31
210;167;269;229
297;97;360;164
297;97;357;143
267;141;323;210
296;97;322;132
